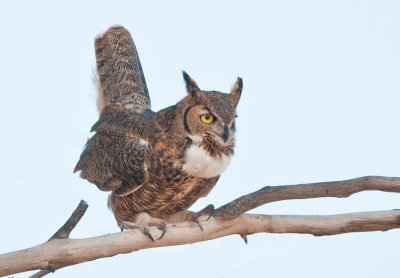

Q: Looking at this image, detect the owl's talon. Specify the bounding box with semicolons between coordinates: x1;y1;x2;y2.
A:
157;221;167;240
194;218;204;232
186;204;215;230
120;213;166;241
203;204;215;220
143;227;155;242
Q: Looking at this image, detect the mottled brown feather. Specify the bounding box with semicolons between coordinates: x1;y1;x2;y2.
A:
95;25;150;112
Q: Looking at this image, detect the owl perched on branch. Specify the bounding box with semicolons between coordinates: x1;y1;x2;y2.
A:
74;25;243;240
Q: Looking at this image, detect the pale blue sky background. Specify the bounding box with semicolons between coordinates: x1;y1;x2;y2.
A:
1;1;399;277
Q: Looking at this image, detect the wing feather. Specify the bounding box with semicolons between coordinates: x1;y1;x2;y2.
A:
95;25;150;112
74;132;148;193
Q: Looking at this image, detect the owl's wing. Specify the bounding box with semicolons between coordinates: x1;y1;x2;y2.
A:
90;106;155;136
95;25;151;113
74;132;148;196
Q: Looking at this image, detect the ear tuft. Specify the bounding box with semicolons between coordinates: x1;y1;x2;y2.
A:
230;77;243;107
182;70;191;87
182;70;202;101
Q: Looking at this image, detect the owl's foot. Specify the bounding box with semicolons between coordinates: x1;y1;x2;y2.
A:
185;204;214;231
120;212;167;241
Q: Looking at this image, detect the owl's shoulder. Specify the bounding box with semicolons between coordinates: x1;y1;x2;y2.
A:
91;105;156;137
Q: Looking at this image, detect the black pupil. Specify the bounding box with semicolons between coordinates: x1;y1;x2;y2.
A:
205;115;210;120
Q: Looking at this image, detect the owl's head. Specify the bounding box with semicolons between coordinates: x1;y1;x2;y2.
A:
181;71;242;147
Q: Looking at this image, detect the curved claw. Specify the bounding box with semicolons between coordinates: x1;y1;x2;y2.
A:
157;222;167;240
203;204;215;220
143;227;155;242
186;204;215;231
196;220;204;231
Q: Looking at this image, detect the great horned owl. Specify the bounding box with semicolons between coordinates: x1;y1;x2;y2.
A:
74;25;243;240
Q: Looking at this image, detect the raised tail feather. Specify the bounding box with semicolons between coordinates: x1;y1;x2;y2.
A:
95;25;151;113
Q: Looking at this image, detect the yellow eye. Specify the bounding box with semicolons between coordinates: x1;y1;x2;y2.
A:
200;114;214;124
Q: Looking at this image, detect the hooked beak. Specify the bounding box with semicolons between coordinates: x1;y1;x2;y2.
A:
221;124;230;143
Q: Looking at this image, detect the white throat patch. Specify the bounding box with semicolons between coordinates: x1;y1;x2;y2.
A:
182;143;231;178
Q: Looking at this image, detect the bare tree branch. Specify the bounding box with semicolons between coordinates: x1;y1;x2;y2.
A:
49;200;88;240
2;211;400;277
29;270;52;278
215;176;400;219
0;176;399;277
25;201;89;278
